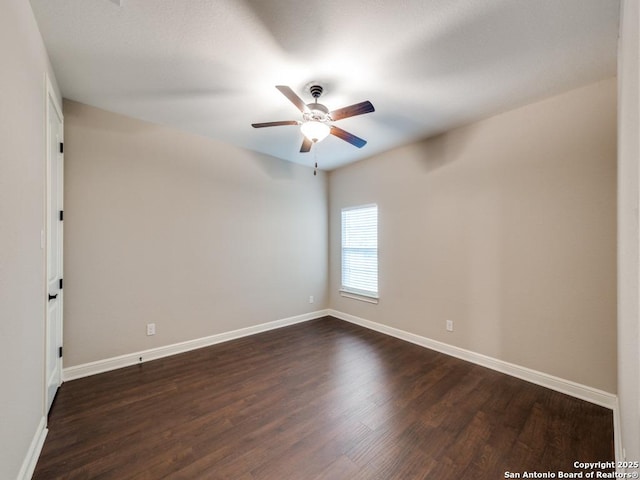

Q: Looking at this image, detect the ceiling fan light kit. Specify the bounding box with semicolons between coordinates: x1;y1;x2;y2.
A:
252;84;375;158
300;120;330;143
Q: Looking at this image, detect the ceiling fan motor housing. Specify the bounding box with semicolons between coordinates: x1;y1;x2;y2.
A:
304;102;329;122
304;84;330;122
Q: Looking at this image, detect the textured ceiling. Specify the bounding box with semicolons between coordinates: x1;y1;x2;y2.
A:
30;0;620;170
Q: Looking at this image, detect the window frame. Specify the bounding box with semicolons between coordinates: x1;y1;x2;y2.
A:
340;203;379;303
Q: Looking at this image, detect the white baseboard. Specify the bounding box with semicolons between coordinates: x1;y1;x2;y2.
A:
63;309;330;381
17;415;47;480
65;308;618;410
329;309;618;411
60;308;620;464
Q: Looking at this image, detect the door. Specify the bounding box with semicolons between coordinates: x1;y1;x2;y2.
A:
46;78;64;413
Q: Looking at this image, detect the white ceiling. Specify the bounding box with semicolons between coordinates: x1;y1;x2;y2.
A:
30;0;620;170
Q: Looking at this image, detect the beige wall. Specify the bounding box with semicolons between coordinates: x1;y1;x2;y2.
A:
63;100;328;367
329;78;617;393
0;1;61;478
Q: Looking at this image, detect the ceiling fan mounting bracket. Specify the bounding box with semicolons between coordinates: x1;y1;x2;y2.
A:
304;81;326;99
309;84;323;99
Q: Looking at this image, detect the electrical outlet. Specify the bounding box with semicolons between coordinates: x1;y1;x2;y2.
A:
446;320;453;332
146;323;156;336
309;295;314;304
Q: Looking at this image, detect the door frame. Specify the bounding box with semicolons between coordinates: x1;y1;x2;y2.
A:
44;74;64;415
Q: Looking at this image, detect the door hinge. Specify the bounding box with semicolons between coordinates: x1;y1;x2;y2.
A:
59;210;64;221
59;142;64;154
59;278;63;289
58;346;63;358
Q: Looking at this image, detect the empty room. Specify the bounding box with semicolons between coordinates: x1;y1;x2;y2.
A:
2;0;639;479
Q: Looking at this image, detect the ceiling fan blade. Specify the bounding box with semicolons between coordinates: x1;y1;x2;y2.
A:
330;126;367;148
276;85;309;113
329;101;375;121
300;137;313;153
251;120;299;128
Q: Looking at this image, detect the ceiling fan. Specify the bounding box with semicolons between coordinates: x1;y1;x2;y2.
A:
251;84;375;153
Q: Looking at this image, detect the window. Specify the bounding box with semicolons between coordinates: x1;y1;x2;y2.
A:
341;204;378;301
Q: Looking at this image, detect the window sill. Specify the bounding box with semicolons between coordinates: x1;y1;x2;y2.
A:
339;290;379;304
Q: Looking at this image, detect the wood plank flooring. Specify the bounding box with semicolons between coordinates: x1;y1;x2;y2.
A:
33;316;614;479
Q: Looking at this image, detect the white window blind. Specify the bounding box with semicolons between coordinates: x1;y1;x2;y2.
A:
341;204;378;298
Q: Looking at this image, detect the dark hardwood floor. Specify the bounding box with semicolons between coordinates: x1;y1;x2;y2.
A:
34;316;614;479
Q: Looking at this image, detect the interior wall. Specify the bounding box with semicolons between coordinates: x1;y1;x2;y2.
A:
329;78;617;393
63;100;328;367
0;1;62;478
617;0;640;462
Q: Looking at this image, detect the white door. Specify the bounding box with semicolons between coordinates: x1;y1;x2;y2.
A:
46;79;64;413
